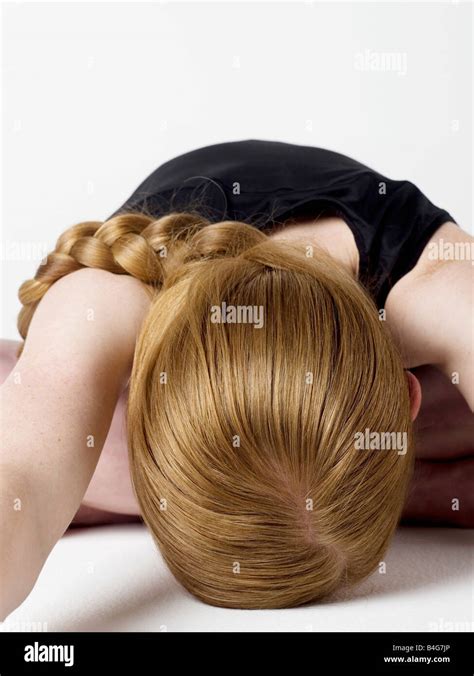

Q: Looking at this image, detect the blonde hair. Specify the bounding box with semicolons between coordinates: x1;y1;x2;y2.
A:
17;210;414;608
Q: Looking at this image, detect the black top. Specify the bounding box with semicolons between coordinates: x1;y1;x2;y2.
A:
108;139;455;307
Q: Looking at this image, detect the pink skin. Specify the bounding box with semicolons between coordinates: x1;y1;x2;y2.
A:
1;339;473;527
407;371;422;421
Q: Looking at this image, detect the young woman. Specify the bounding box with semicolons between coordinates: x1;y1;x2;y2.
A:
1;140;472;615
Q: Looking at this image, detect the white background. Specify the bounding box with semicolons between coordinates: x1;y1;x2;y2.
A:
2;1;472;339
2;525;473;632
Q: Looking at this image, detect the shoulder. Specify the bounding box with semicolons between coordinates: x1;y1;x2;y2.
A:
402;222;472;279
385;221;473;383
386;222;472;306
270;215;360;279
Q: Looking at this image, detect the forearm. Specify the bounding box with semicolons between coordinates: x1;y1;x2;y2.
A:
0;271;147;618
0;466;45;620
0;342;44;618
0;380;101;621
0;369;109;549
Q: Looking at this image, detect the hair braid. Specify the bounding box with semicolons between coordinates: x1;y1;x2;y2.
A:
16;210;268;357
16;211;211;355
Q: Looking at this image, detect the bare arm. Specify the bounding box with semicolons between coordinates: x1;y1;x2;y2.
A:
0;268;150;619
385;222;474;411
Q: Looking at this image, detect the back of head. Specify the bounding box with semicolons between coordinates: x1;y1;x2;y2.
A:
17;210;413;608
125;214;414;609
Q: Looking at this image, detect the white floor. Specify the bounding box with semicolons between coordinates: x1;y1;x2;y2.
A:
2;525;473;632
